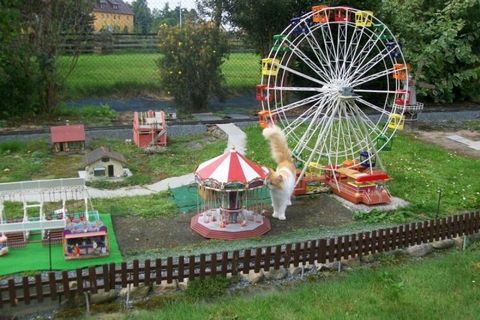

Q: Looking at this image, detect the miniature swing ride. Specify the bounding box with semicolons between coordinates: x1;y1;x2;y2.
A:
190;148;271;240
257;5;423;205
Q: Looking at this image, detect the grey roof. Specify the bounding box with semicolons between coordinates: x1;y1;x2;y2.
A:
93;0;133;15
85;146;127;166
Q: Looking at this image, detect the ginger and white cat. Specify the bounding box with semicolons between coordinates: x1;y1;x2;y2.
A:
263;125;296;220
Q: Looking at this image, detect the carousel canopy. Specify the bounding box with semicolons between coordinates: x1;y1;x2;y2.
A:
195;149;269;190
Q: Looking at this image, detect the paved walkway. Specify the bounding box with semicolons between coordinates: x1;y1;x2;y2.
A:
86;123;246;199
447;135;480;151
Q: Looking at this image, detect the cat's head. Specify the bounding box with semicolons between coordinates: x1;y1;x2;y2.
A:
266;169;283;189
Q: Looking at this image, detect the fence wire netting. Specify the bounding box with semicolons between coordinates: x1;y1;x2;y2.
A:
57;1;259;100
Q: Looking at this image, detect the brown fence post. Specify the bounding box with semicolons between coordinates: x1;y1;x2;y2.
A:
88;267;97;294
121;262;127;288
49;272;57;301
232;250;240;276
199;254;206;280
221;252;228;276
189;256;196;281
109;263;116;289
22;276;30;305
293;243;301;266
0;282;3;308
211;253;217;278
177;257;184;282
308;240;316;265
62;271;70;300
317;239;326;264
133;260;139;287
254;248;262;273
35;274;43;303
284;243;292;268
102;264;110;291
243;249;251;274
8;279;16;307
144;260;151;286
263;247;271;272
335;237;342;260
167;257;173;283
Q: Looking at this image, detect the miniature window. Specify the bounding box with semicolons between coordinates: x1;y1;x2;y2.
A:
101;157;110;162
113;4;118;9
94;167;106;176
100;3;106;9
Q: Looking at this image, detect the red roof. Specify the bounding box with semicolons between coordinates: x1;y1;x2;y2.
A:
50;125;85;143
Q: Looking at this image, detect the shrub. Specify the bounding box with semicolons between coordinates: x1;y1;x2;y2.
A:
157;21;229;111
185;276;232;301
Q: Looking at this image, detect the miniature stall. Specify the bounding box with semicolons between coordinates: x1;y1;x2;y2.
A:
63;213;109;260
133;110;167;148
0;234;8;257
191;148;271;240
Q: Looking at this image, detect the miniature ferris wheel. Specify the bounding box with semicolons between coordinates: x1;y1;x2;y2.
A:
257;5;411;180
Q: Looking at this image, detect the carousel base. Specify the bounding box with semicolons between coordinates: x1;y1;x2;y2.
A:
191;211;271;240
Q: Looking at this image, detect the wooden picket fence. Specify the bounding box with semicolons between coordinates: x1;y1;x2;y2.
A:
1;211;479;308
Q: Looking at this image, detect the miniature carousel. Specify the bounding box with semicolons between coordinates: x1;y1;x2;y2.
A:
191;148;271;240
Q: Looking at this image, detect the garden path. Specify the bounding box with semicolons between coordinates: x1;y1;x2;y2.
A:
86;123;246;199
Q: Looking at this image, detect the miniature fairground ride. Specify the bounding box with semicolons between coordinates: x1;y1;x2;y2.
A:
0;178;109;259
191;148;271;240
256;5;421;205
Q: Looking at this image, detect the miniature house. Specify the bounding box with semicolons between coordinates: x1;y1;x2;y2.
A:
84;146;127;180
133;110;167;148
50;124;85;153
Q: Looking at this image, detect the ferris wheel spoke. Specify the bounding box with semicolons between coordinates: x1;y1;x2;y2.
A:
269;86;325;92
284;39;331;83
301;23;335;77
342;27;366;78
355;97;392;117
347;43;399;83
344;27;387;80
270;92;324;116
283;99;324;136
354;89;397;94
338;20;352;79
350;100;384;136
324;19;341;78
275;62;326;87
350;67;396;87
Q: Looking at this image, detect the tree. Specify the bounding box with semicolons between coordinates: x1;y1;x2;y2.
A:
151;4;199;32
131;0;152;34
157;21;229;111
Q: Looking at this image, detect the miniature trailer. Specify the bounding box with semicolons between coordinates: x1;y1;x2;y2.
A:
133;110;167;148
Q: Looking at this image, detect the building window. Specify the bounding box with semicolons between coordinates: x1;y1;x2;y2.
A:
101;157;110;162
100;3;106;9
113;4;118;10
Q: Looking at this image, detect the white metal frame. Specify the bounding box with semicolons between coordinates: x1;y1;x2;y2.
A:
260;6;408;183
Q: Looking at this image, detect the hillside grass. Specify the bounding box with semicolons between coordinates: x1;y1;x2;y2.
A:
87;245;480;320
244;126;480;221
59;52;260;98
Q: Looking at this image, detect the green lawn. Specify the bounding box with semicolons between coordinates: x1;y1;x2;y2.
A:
244;126;480;221
59;52;260;98
92;245;480;320
0;134;226;188
0;214;122;276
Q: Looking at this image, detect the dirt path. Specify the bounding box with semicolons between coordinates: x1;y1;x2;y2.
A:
415;130;480;159
112;194;353;254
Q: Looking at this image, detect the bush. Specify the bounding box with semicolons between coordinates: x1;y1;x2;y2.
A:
157;21;229;111
185;276;232;301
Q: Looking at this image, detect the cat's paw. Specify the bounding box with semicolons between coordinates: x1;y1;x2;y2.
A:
272;212;279;219
278;215;286;221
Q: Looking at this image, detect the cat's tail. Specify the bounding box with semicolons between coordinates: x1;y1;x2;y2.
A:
262;125;292;165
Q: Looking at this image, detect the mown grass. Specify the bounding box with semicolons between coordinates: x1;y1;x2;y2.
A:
0;134;225;188
244;125;480;221
91;245;480;320
59;52;260;99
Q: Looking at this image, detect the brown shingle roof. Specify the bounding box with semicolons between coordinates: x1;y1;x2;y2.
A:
85;146;127;166
93;0;133;15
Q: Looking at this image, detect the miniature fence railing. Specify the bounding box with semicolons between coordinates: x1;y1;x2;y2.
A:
1;211;479;308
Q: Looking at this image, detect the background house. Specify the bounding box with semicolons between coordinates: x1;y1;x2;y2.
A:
93;0;134;33
50;124;85;153
84;146;127;180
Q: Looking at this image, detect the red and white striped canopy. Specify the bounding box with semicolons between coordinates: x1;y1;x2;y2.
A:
195;149;268;189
